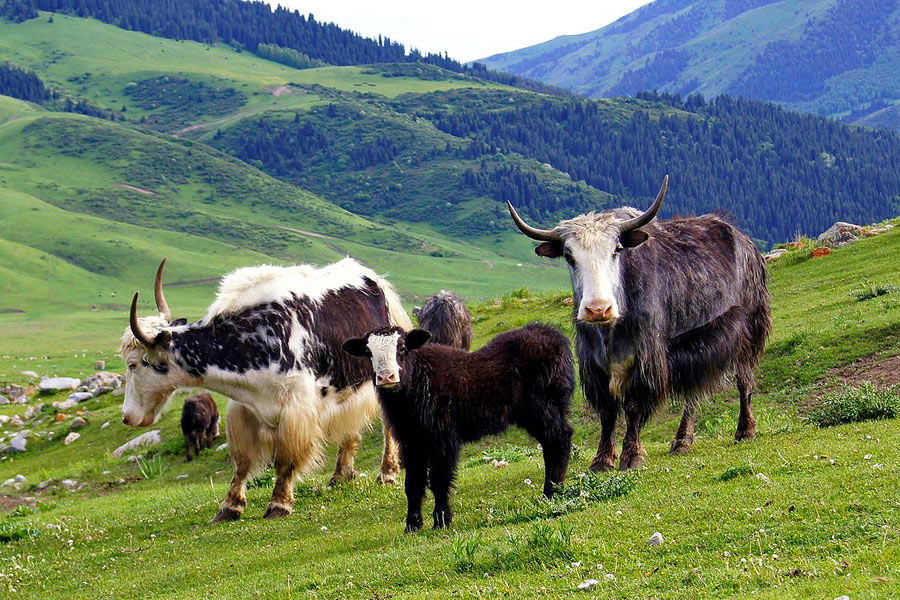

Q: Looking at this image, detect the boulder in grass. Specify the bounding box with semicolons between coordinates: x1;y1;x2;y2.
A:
0;385;28;402
20;371;39;378
113;430;162;457
70;416;88;430
80;372;123;391
67;392;93;403
39;377;81;393
64;432;81;445
53;399;78;411
817;222;864;248
764;248;788;263
9;433;27;452
0;395;8;406
94;360;106;370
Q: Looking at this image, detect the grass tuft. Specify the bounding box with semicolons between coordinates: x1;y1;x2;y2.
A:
135;454;167;480
850;280;898;301
807;382;900;427
719;465;753;481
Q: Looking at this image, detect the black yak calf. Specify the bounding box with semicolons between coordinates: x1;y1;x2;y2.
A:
343;323;575;532
414;290;473;350
181;391;220;462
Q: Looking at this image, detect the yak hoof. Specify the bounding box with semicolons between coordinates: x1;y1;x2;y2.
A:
405;515;423;533
669;438;694;455
734;429;756;443
588;456;617;473
433;509;453;530
262;503;293;519
211;506;243;523
377;470;399;485
328;469;359;487
619;452;644;471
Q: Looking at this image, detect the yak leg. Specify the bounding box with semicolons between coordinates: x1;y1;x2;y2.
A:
589;399;619;472
735;375;757;442
429;448;457;530
184;434;194;462
403;444;427;532
670;398;698;454
619;401;650;471
213;402;263;522
377;418;401;485
264;401;320;519
329;431;361;486
540;422;573;498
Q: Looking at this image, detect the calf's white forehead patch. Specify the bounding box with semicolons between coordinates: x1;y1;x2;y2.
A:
367;332;401;374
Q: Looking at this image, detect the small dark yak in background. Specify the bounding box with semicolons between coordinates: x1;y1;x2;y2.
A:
343;323;575;532
414;290;473;350
181;392;220;461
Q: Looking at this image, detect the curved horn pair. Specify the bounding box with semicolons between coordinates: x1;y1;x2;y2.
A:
507;175;669;240
129;259;171;346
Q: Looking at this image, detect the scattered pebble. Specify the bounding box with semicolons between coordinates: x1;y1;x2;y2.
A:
70;416;88;430
649;532;664;547
834;596;850;600
176;474;189;480
94;360;106;370
61;479;78;489
101;421;111;429
113;430;162;457
577;579;599;591
755;473;771;484
64;432;81;445
491;459;508;469
604;573;616;582
215;443;228;452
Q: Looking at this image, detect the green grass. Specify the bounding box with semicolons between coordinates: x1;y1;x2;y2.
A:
807;383;900;427
0;227;898;598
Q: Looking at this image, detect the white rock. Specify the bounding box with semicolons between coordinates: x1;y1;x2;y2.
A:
70;417;88;430
764;248;789;263
67;392;93;403
94;360;106;370
834;596;850;600
9;433;27;452
216;443;228;452
2;478;15;486
39;377;81;393
113;430;162;457
577;579;599;591
755;473;772;484
20;370;39;378
61;479;78;489
0;415;10;425
80;372;122;390
604;573;616;582
14;474;26;483
491;459;509;469
101;421;110;429
53;399;78;411
649;531;664;546
0;395;8;406
176;474;189;480
24;405;42;419
36;479;53;490
64;432;81;445
818;222;864;247
9;416;24;427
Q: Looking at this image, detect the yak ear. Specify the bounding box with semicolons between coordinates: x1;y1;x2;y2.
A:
154;330;172;349
405;329;431;351
535;241;563;258
171;318;188;327
342;338;369;357
620;229;649;248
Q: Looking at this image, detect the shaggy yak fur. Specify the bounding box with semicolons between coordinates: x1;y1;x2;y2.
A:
343;323;575;532
181;391;219;461
510;187;771;471
414;290;473;350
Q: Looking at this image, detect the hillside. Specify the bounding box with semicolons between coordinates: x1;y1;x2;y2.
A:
1;11;898;249
481;0;900;128
0;223;897;599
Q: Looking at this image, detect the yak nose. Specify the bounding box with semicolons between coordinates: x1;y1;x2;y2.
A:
376;372;399;386
582;301;617;322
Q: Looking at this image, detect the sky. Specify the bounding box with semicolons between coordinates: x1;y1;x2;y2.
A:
270;1;654;63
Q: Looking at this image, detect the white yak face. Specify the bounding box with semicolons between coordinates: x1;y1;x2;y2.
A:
367;331;402;388
120;346;181;426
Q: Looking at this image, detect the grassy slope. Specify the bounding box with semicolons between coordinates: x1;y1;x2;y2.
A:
0;225;897;599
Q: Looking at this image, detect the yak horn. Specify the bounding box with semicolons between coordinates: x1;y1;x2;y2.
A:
506;201;561;242
154;258;171;321
130;292;156;347
621;175;668;232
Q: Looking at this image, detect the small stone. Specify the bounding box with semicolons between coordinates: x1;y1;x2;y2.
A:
70;417;88;430
36;479;53;490
64;432;81;445
491;459;509;469
9;433;27;452
755;473;771;484
577;579;599;591
604;573;616;582
0;415;9;425
61;479;78;489
0;395;8;406
176;474;189;480
39;377;81;393
102;470;112;475
53;399;78;411
2;478;15;486
101;421;111;429
10;416;24;427
649;531;664;546
23;404;43;419
834;596;850;600
67;392;93;403
216;443;228;452
20;370;39;378
113;430;162;457
94;360;105;370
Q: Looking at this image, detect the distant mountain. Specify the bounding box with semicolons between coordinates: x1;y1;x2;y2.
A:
481;0;900;129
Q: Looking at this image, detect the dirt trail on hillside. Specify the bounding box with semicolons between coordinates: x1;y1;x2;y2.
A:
834;354;900;388
116;183;155;195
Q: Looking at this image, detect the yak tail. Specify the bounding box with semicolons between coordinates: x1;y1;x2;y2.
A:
377;276;412;331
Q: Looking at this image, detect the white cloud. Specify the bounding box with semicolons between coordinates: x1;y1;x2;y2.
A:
268;1;653;63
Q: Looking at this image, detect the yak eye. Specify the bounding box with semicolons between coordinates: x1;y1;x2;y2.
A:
128;362;138;370
614;243;624;254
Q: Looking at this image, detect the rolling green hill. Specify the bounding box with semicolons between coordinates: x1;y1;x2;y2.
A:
481;0;900;129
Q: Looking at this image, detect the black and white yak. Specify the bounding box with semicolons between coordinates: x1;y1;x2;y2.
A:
120;258;410;521
181;391;219;462
508;176;771;471
343;324;574;531
414;290;473;350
